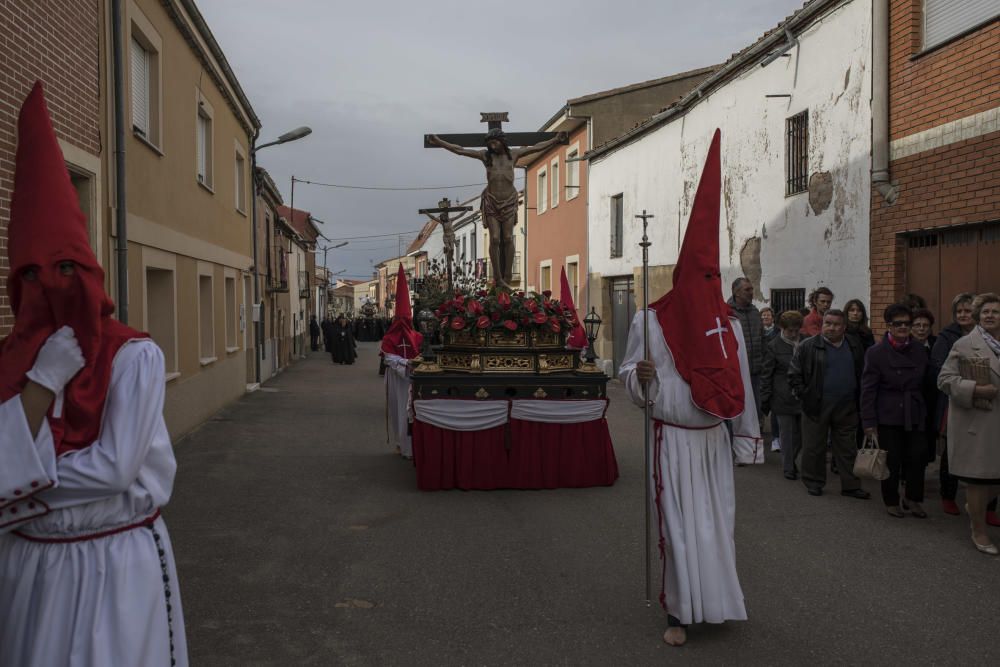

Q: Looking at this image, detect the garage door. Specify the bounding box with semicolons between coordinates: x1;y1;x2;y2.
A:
905;221;1000;323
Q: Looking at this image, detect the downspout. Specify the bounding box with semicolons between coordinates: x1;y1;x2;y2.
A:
250;130;261;386
111;0;129;322
872;0;898;204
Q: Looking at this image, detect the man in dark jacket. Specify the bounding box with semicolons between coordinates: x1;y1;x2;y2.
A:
787;309;870;499
760;310;804;479
727;277;764;417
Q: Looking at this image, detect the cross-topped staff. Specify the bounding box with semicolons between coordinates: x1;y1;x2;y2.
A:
636;208;654;607
419;197;472;290
425;112;567;288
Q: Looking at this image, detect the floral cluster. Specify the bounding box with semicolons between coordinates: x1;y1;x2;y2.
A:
435;288;579;334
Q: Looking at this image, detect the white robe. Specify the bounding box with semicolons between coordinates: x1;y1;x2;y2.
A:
619;310;762;625
384;353;413;458
0;340;187;667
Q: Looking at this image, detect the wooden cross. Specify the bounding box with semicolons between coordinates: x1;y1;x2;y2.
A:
418;197;472;290
424;111;562;148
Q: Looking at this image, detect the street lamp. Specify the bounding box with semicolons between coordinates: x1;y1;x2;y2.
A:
413;308;442;373
580;307;604;374
250;125;312;386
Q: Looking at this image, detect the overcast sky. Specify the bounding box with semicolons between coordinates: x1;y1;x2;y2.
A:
198;0;805;279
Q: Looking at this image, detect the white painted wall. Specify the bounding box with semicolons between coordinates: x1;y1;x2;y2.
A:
589;0;872;310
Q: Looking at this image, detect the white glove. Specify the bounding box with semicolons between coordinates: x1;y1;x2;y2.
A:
26;326;85;418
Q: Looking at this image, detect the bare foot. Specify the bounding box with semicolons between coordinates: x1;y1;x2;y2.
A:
663;627;687;646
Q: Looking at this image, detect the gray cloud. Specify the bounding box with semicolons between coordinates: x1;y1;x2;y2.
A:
199;0;805;278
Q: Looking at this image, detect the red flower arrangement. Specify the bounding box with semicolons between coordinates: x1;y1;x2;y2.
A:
434;287;578;335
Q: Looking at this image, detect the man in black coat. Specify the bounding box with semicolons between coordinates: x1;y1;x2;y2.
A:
787;309;870;499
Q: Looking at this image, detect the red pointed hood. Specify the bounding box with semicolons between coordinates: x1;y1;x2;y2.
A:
559;266;587;349
380;264;422;358
0;82;146;455
649;129;744;419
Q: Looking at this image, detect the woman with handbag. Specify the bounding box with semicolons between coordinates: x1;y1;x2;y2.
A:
937;293;1000;555
860;304;930;518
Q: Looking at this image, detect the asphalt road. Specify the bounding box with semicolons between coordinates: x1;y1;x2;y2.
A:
167;342;1000;666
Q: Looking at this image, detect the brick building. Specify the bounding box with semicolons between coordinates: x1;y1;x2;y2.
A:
0;0;103;335
870;3;1000;321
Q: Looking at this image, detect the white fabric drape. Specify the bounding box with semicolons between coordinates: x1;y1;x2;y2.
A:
510;399;607;423
0;340;187;667
413;398;608;430
413;400;509;431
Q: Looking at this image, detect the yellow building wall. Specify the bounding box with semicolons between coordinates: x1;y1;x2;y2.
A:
111;0;255;439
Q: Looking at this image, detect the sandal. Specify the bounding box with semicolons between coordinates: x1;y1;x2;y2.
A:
886;506;904;518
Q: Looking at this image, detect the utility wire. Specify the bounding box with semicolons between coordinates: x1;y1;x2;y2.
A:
294;176;523;192
321;229;424;241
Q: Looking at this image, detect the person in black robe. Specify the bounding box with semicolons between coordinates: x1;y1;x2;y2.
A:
321;318;334;355
309;315;321;351
330;315;356;364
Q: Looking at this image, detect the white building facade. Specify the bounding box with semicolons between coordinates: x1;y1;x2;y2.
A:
587;0;873;374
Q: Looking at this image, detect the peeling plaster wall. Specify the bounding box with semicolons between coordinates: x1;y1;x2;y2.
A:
589;0;872;316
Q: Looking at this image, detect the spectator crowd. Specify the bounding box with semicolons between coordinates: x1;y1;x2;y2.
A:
728;279;1000;556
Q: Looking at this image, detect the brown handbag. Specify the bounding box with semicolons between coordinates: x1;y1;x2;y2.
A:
854;432;890;481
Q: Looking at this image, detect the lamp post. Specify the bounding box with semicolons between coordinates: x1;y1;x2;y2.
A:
316;241;346;322
250;125;312;386
413;308;442;373
580;306;604;373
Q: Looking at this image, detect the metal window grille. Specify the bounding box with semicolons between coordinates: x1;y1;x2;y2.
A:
610;194;624;258
771;288;806;316
785;111;809;195
908;233;938;249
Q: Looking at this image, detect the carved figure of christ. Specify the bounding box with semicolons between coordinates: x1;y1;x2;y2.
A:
427;131;566;288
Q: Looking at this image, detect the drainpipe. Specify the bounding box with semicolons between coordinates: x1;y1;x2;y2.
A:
111;0;129;322
872;0;898;204
250;130;261;385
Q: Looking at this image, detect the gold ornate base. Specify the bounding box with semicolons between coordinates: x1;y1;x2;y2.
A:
424;327;582;375
577;361;604;374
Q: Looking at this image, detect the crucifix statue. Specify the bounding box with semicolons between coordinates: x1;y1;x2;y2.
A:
426;112;567;289
418;197;472;290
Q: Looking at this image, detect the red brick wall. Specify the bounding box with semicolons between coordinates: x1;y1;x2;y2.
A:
889;1;1000;140
871;4;1000;320
0;0;101;335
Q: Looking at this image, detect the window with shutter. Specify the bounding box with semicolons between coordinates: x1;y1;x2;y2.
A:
235;149;246;212
196;108;213;188
551;159;559;207
196;114;206;181
537;169;547;214
130;38;149;136
924;0;1000;50
610;194;624;258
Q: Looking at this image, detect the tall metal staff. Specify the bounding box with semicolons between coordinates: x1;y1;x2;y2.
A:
636;209;654;605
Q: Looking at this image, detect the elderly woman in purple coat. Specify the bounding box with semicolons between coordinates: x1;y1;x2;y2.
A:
860;303;930;518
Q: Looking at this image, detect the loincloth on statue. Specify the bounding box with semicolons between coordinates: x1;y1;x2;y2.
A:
480;189;519;229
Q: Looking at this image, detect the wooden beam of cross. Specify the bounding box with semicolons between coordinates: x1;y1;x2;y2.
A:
423;111;563;148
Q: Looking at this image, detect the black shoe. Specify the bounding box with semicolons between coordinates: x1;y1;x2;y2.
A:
806;487;823;496
784;472;798;480
841;489;871;499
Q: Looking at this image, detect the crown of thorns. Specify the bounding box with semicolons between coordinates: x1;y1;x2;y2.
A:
484;128;507;142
